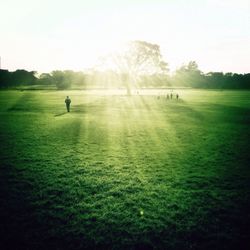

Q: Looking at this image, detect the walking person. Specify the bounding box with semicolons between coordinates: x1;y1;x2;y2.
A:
65;96;71;112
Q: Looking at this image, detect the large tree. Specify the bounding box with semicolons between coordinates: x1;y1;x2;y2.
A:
110;40;169;94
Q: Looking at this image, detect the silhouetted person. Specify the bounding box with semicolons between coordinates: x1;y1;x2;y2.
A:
176;94;179;100
65;96;71;112
170;93;173;99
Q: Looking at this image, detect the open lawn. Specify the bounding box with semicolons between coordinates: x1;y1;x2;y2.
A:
0;89;250;250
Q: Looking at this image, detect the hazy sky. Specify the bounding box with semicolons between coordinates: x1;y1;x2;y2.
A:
1;0;249;73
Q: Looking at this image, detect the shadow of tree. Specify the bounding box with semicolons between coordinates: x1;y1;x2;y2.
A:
203;103;250;124
164;100;204;121
7;93;34;112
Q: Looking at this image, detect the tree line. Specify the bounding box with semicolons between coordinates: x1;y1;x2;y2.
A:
1;67;249;90
1;41;249;90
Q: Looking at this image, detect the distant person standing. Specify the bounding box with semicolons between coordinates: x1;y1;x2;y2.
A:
176;93;179;100
170;93;173;99
65;96;71;112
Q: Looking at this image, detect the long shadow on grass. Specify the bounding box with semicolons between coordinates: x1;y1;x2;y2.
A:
164;99;204;121
7;92;34;112
54;112;67;117
202;103;250;124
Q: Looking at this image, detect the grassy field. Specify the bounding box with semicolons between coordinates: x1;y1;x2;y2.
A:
0;89;249;250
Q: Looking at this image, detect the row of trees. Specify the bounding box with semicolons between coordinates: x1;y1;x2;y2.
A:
0;69;37;88
1;67;249;90
171;61;250;89
0;70;86;89
1;41;249;90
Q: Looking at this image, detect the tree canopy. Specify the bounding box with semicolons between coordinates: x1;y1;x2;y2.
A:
110;41;169;94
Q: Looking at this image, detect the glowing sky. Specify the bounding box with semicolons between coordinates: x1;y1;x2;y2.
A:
0;0;249;73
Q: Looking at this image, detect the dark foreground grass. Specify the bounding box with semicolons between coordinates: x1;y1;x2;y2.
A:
0;89;250;250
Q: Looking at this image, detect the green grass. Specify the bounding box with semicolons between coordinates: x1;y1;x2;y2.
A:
0;89;250;250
